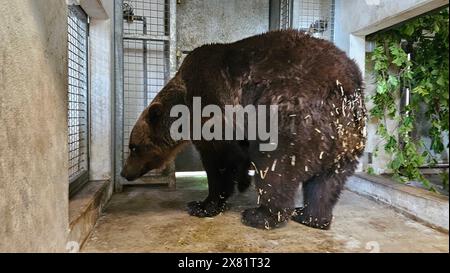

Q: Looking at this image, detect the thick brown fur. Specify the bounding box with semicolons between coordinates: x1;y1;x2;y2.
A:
122;30;367;230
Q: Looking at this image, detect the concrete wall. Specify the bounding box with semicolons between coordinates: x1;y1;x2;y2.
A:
0;0;115;252
334;0;448;173
89;0;114;181
177;0;270;53
0;0;69;252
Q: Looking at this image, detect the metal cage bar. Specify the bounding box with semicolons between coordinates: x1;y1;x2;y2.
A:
280;0;293;29
67;5;89;194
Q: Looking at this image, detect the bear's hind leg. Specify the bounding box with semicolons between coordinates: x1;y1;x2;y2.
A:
241;158;300;230
292;165;353;230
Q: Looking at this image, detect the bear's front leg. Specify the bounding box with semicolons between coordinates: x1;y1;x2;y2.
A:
186;167;229;217
241;157;300;230
187;143;234;218
187;198;228;218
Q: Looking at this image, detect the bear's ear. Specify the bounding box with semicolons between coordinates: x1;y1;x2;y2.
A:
146;102;163;124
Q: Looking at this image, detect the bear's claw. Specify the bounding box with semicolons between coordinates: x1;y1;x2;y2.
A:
241;206;287;230
187;200;228;218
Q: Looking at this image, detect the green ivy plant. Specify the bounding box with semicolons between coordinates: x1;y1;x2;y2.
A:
367;8;449;192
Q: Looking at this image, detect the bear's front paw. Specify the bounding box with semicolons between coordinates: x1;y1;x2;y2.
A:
291;207;332;230
187;200;228;218
241;206;287;230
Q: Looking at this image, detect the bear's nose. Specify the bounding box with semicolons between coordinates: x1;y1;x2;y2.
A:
120;168;138;181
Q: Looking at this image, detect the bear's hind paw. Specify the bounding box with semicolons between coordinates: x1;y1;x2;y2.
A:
291;207;332;230
241;206;287;230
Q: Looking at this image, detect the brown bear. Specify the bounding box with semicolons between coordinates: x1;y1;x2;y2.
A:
121;29;367;230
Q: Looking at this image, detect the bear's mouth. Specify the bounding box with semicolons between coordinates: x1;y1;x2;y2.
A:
120;170;140;181
123;175;139;182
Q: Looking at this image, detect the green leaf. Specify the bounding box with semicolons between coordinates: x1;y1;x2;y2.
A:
403;24;415;36
434;23;440;33
388;75;399;89
385;136;398;153
376;80;388;94
436;75;446;87
413;86;429;96
392;57;405;67
390;155;404;170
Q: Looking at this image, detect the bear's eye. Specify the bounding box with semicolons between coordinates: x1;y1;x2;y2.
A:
130;145;138;153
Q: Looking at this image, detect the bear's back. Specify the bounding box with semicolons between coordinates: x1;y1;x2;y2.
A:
180;30;362;102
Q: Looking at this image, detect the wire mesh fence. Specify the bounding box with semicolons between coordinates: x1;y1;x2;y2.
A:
67;6;89;183
294;0;335;41
123;0;169;36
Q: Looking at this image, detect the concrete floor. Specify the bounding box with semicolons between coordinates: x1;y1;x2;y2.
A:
82;177;449;253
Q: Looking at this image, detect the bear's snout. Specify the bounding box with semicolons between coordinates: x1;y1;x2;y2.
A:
120;169;131;181
120;165;140;182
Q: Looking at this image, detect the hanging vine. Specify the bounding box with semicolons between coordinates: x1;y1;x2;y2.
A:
367;8;449;191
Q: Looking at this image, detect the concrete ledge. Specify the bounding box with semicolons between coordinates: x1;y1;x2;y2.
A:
346;173;449;232
68;180;112;251
80;0;109;19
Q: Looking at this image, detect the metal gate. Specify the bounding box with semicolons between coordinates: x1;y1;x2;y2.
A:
115;0;177;189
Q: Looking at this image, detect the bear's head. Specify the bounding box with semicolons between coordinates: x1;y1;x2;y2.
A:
121;77;187;181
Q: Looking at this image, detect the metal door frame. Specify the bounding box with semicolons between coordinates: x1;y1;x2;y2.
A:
270;0;294;30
